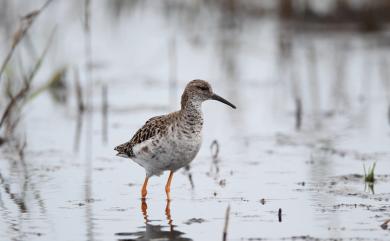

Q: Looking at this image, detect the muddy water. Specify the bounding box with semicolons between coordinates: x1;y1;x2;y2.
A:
1;1;390;241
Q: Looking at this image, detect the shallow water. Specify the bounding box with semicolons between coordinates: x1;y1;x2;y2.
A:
1;1;390;241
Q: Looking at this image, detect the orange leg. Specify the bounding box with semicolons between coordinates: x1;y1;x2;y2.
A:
141;198;148;223
141;177;149;199
165;171;174;200
165;198;173;230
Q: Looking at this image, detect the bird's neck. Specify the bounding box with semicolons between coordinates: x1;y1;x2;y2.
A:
180;100;202;118
180;92;202;114
179;95;203;128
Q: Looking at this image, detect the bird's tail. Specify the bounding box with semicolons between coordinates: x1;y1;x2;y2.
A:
114;142;132;158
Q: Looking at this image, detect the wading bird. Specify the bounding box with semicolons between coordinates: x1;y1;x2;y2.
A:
115;79;236;199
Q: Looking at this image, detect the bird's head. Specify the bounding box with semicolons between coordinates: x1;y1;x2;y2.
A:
181;79;236;109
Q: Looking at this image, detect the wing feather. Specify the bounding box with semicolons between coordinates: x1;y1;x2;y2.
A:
114;115;169;157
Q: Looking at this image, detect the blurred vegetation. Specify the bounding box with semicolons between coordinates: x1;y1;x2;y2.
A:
103;0;390;29
279;0;390;31
0;0;54;146
1;0;390;144
364;162;376;183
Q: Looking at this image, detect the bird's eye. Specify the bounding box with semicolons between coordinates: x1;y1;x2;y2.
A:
197;86;208;91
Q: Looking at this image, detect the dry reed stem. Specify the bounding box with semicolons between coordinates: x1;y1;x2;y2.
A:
0;83;30;128
0;26;56;130
278;208;282;222
84;0;94;161
75;69;85;113
222;205;230;241
295;97;302;130
74;68;84;152
210;140;220;160
102;84;108;143
25;27;56;83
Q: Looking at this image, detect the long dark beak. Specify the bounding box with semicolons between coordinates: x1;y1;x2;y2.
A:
211;94;236;109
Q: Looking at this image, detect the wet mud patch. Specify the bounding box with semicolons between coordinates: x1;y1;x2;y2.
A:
64;198;102;208
301;174;390;201
280;236;386;241
183;218;206;225
297;174;390;229
246;236;387;241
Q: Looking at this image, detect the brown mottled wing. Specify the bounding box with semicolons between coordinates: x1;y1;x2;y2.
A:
114;115;168;157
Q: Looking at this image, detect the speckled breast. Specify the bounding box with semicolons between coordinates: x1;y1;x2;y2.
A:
163;124;202;170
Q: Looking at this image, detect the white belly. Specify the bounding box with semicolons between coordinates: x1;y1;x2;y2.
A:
132;128;202;177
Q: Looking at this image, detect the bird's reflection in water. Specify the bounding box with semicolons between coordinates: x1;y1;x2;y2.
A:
116;199;192;241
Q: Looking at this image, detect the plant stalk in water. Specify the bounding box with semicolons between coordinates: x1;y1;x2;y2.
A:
364;162;376;183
